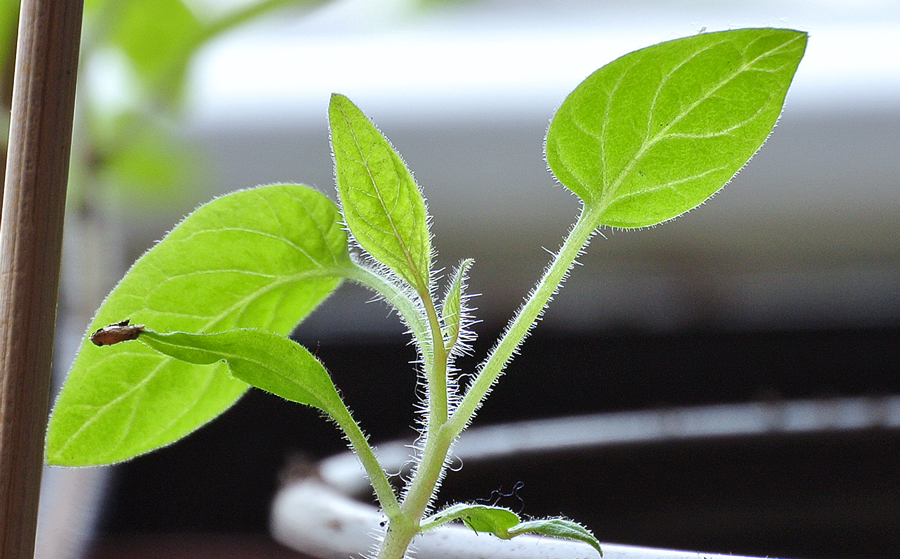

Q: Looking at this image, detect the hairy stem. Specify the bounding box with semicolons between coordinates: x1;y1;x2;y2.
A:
329;404;401;518
343;263;431;358
420;287;449;425
345;261;450;426
345;262;455;558
374;266;455;557
447;206;598;437
378;423;456;559
375;207;599;559
376;516;420;559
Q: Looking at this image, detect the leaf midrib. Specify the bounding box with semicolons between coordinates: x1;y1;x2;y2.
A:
337;104;427;290
593;33;801;218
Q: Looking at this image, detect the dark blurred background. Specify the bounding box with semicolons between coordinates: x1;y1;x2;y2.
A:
87;327;900;559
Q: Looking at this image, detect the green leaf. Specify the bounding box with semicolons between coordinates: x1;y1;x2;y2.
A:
440;258;474;351
421;504;601;556
546;28;807;228
98;112;202;205
329;93;432;290
421;503;519;534
138;328;345;416
510;518;603;556
46;184;350;466
0;0;19;77
107;0;203;99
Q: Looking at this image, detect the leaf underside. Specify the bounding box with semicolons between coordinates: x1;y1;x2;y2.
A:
546;27;807;228
138;329;344;416
46;184;349;466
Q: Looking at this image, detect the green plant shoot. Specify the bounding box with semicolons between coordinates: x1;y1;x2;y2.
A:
46;28;806;559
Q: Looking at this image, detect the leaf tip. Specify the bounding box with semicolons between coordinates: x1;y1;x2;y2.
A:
329;92;355;114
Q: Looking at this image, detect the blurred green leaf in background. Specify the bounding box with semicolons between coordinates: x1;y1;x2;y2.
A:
0;0;327;214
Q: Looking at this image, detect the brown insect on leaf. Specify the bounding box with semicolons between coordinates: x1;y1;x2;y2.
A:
89;319;145;346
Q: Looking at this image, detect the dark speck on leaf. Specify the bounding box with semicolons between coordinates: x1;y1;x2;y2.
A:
90;319;145;346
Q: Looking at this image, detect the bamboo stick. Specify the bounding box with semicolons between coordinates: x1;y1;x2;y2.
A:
0;0;84;557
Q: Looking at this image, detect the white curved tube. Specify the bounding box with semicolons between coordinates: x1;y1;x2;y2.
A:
271;397;900;559
271;478;770;559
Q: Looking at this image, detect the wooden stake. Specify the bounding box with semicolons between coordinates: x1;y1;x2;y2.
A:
0;0;83;557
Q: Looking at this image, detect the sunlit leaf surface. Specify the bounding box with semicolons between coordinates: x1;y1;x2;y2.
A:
46;184;349;465
546;28;807;228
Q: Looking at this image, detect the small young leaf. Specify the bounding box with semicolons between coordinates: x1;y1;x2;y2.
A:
440;258;474;351
421;504;602;556
510;518;603;556
329;93;432;290
138;328;344;416
546;28;807;228
47;184;351;466
421;503;519;535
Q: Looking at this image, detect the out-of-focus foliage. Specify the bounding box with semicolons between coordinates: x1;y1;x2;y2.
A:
0;0;17;75
0;0;19;145
0;0;327;209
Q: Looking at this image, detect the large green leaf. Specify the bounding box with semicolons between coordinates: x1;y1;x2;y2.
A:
329;94;432;290
46;184;350;466
546;28;807;228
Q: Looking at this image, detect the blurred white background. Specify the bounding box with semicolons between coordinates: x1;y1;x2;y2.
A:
136;0;900;336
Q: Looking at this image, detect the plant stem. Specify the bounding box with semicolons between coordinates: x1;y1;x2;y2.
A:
343;263;430;356
344;261;455;555
345;260;450;452
447;206;598;437
202;0;329;42
378;423;456;559
372;208;600;559
329;404;401;518
420;285;449;425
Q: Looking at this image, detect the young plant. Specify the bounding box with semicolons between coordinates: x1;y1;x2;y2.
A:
46;28;806;559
